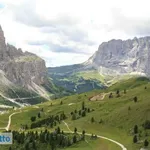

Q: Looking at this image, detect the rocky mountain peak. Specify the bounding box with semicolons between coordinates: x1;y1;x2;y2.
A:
86;37;150;76
0;25;7;60
0;25;49;99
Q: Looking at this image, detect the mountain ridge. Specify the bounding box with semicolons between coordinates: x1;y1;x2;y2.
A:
48;36;150;92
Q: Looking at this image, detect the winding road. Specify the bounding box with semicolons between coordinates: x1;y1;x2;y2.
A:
63;121;127;150
0;112;127;150
0;112;21;131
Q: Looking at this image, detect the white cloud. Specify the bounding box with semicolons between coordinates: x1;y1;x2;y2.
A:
0;0;150;66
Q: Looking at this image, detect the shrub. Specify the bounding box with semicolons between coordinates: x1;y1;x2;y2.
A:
31;116;36;122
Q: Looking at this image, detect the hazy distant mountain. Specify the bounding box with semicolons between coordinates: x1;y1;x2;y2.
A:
85;37;150;76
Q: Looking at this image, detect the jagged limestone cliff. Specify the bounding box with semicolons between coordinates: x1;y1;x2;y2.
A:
0;25;49;103
85;37;150;76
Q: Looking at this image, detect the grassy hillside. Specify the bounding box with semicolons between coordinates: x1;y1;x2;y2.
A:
48;69;106;94
0;77;149;150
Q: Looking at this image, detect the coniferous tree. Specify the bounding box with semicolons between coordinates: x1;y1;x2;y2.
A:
38;112;41;118
134;125;138;134
82;130;85;135
91;117;95;123
73;135;77;143
133;135;138;143
57;127;61;134
74;127;77;133
109;93;113;98
24;142;29;150
82;101;85;110
60;101;63;105
124;89;127;94
9;146;12;150
128;106;131;111
144;139;149;147
74;109;77;113
82;110;86;117
79;110;81;116
32;141;36;150
31;116;36;122
133;96;137;103
116;90;120;95
72;113;76;120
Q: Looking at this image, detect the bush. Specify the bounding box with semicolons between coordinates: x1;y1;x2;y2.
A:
31;116;36;122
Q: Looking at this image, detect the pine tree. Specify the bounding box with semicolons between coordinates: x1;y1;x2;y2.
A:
82;101;85;110
9;146;12;150
79;110;81;116
74;127;77;133
133;135;138;143
32;141;36;150
134;125;138;134
91;117;95;123
72;113;76;120
116;90;120;95
73;135;77;143
74;109;77;113
144;139;149;147
38;112;41;118
31;116;36;122
24;142;29;150
109;93;113;98
133;96;137;103
82;130;85;135
57;127;60;134
128;106;131;111
82;110;86;117
124;89;127;94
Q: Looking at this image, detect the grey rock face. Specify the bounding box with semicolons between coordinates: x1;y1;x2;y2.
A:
86;37;150;76
0;25;48;96
0;25;7;61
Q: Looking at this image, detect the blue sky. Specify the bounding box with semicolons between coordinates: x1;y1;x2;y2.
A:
0;4;4;8
0;0;150;67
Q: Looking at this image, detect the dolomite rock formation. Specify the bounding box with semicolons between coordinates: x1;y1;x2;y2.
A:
85;37;150;76
0;25;49;98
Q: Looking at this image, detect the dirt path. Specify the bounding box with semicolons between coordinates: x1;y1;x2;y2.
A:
63;121;127;150
0;112;21;131
90;92;110;101
0;92;40;107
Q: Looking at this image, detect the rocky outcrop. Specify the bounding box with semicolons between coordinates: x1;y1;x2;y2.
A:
0;25;49;98
85;37;150;76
